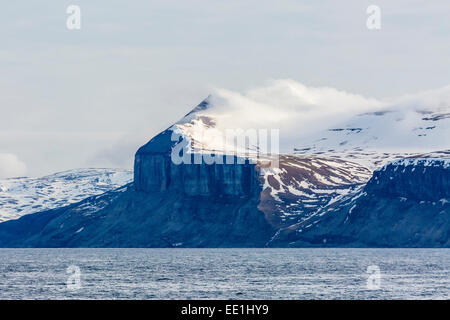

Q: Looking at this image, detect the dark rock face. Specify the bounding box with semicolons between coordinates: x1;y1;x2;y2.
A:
133;129;175;192
134;128;260;196
273;160;450;247
135;153;260;196
366;160;449;201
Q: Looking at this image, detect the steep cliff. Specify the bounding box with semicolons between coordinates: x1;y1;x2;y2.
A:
133;99;261;197
366;159;449;201
135;146;259;197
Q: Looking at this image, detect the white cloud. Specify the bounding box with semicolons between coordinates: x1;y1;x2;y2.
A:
206;79;450;133
389;85;450;112
207;79;385;136
180;79;450;154
0;154;27;179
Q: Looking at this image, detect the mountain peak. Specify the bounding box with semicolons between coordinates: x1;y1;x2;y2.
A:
178;95;213;124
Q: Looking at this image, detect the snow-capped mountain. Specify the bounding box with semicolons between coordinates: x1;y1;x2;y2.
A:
154;82;449;227
171;81;450;171
0;168;132;222
293;108;450;170
0;81;448;247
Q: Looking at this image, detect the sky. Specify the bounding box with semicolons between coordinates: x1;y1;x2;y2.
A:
1;0;450;178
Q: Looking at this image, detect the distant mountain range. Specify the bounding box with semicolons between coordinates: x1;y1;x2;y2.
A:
0;169;132;222
0;85;448;247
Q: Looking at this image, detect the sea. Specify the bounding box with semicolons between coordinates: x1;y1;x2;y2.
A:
0;248;448;299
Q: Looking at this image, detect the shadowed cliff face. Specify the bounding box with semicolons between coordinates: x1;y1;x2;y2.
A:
135;153;260;196
366;160;450;201
133;127;261;197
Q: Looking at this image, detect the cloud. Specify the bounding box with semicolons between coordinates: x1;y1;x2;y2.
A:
206;79;450;133
87;137;140;169
184;79;450;154
389;85;450;112
86;129;164;169
207;79;385;136
0;154;27;179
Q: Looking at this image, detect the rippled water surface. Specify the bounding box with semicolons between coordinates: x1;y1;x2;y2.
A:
0;248;448;299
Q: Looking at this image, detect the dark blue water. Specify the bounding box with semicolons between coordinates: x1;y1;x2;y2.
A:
0;248;448;299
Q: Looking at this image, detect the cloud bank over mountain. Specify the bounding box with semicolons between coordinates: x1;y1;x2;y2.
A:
182;79;450;154
209;79;384;135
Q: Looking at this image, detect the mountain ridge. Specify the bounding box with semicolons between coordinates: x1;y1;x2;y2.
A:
0;168;132;222
0;87;448;247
